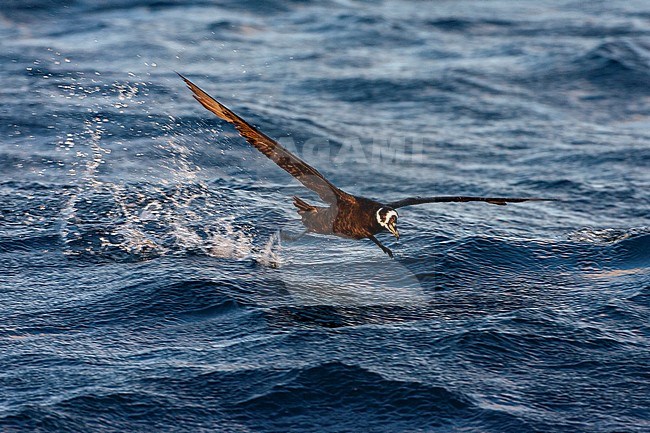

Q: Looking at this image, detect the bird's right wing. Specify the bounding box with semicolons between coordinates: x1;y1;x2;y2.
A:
387;196;557;209
179;74;348;204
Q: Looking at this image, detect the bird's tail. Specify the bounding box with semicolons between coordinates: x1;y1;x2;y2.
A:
293;196;316;214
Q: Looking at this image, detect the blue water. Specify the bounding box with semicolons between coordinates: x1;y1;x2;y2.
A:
1;1;649;431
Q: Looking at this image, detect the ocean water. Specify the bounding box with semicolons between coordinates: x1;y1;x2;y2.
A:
1;1;649;431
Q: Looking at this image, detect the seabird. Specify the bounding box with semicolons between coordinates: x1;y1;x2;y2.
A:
179;74;554;258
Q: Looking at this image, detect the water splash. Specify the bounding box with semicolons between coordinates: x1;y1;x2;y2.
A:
56;82;279;263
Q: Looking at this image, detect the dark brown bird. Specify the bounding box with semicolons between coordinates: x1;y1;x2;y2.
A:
179;74;555;258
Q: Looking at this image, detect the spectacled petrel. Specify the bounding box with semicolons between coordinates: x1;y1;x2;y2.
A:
179;74;554;258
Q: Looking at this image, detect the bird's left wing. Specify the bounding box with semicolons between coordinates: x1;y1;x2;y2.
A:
178;74;348;204
387;196;557;209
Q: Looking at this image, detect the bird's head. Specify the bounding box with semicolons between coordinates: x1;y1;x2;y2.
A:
376;207;399;239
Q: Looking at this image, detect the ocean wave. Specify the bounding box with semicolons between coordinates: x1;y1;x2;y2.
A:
427;16;647;38
231;361;480;432
2;279;256;336
1;391;193;433
301;73;507;105
426;17;515;33
530;39;650;92
578;40;650;82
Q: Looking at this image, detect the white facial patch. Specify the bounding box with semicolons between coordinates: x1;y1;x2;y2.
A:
376;208;398;228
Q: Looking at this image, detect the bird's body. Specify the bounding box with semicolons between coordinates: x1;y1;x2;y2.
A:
293;195;386;240
179;74;555;257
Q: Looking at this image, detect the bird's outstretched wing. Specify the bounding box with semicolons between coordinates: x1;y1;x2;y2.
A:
387;196;556;209
179;73;348;204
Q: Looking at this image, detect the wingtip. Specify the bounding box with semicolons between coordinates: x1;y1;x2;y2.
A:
176;71;191;85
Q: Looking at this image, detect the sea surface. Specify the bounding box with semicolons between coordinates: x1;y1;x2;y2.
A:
1;1;649;432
